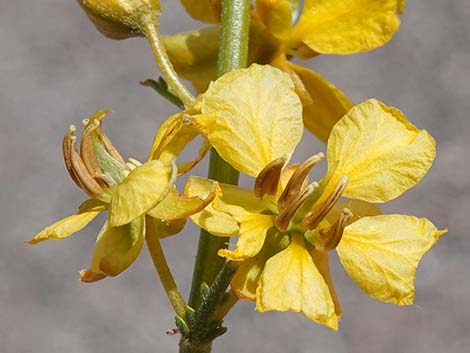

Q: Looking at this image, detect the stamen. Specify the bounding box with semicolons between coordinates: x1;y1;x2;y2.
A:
301;176;348;230
69;136;104;197
278;153;324;210
99;128;126;167
254;156;287;199
80;120;104;181
63;125;83;188
128;158;142;167
318;208;353;251
275;183;316;231
98;172;117;188
126;162;137;171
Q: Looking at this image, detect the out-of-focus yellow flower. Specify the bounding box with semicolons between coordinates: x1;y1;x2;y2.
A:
169;0;406;142
27;111;214;282
182;65;444;329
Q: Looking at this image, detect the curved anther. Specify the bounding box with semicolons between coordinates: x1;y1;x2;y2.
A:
301;176;348;230
69;135;104;197
318;208;353;251
80;119;104;180
275;183;316;231
278;153;324;210
63;125;83;188
99;128;126;167
254;156;287;199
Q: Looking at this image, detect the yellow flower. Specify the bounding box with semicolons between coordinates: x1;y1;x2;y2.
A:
167;0;406;141
27;111;214;282
183;65;445;329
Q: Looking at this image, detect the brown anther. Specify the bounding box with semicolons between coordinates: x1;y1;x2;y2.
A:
69;136;104;197
318;208;353;251
275;183;316;231
254;156;287;199
278;153;324;210
63;125;83;188
302;176;349;230
80;119;104;181
99;128;126;167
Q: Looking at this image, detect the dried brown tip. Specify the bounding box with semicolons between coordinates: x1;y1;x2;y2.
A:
318;209;353;251
79;269;107;283
302;176;348;230
254;156;287;199
275;183;316;231
278;153;324;210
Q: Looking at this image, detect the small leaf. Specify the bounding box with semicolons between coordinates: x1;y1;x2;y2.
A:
141;78;185;110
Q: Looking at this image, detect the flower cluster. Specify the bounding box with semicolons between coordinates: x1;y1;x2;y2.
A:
29;0;445;335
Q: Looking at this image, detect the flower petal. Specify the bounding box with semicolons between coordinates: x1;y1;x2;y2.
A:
26;199;106;244
256;234;338;330
180;0;221;23
148;113;209;175
288;0;402;55
219;212;275;261
288;63;353;143
193;64;303;176
256;0;296;39
163;27;219;86
325;99;436;203
231;230;289;300
185;178;239;237
109;160;176;227
337;215;446;305
147;186;216;221
81;217;145;281
145;215;187;239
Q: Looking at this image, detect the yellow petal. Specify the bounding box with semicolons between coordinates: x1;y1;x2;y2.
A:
180;0;221;23
27;199;106;244
231;229;289;300
163;27;219;85
288;63;353;143
288;0;402;55
256;0;295;39
148;113;209;175
184;178;239;237
145;215;187;239
337;215;446;305
256;234;338;330
147;186;216;221
325;99;436;203
311;249;342;316
109;160;176;227
193;64;303;177
219;212;275;261
83;217;145;280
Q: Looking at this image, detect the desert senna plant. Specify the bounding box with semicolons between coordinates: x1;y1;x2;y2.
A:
28;1;444;353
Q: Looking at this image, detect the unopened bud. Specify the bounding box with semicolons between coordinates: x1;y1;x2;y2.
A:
77;0;161;39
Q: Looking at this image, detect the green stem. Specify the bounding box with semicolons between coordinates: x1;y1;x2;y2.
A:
141;15;195;108
188;0;251;310
146;231;187;320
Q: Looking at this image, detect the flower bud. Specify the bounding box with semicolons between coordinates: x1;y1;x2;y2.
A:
77;0;160;39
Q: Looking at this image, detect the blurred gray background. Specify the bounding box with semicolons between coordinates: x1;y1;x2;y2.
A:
1;1;469;352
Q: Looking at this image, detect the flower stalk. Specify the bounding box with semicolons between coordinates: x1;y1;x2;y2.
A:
141;14;196;108
188;0;251;309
